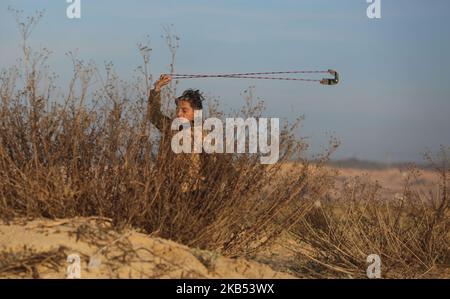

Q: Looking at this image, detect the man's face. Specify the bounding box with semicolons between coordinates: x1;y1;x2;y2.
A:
176;100;195;122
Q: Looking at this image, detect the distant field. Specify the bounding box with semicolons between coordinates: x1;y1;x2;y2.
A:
330;163;438;198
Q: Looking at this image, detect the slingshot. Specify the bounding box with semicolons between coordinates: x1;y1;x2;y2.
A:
166;69;339;86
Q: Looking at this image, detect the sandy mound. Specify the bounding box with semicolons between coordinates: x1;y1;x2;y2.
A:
0;217;294;279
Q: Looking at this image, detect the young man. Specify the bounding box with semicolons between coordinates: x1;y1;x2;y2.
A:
147;74;206;193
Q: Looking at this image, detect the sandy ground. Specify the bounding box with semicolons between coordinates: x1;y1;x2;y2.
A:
0;166;443;279
0;217;294;279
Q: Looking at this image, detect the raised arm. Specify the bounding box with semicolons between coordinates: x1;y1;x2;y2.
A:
147;74;172;131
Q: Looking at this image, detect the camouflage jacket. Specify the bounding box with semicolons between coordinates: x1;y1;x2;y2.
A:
147;89;206;192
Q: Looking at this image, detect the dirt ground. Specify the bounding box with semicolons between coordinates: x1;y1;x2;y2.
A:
0;165;445;279
0;217;294;279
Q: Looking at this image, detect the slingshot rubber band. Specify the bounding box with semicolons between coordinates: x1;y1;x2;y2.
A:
166;69;339;85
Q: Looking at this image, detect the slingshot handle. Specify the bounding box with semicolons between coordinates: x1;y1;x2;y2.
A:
320;69;339;85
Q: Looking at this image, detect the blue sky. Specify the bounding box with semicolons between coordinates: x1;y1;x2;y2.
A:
1;0;449;162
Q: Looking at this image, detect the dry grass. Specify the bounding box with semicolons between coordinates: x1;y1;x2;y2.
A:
0;10;334;259
1;10;448;279
290;156;449;278
0;246;69;278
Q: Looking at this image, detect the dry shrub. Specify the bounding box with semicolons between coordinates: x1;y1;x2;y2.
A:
0;246;69;278
292;149;449;278
0;11;335;257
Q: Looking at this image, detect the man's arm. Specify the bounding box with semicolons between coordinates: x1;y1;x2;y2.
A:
147;88;171;131
146;74;172;131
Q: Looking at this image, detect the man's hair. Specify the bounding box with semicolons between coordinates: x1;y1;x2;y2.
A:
175;89;204;110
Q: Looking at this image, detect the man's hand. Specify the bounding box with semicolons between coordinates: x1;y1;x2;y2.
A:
154;74;172;92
